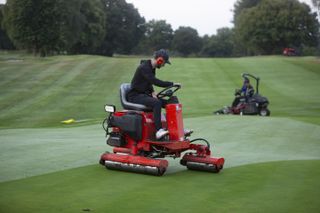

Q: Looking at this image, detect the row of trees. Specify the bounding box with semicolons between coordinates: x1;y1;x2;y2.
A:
0;0;319;57
233;0;319;55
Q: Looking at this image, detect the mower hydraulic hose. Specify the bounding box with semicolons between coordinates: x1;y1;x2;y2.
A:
190;138;211;149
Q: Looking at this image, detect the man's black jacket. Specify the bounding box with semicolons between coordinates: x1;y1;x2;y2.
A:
130;60;173;95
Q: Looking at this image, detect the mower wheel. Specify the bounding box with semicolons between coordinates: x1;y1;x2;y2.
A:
259;109;270;116
180;159;187;166
156;167;167;176
99;159;105;165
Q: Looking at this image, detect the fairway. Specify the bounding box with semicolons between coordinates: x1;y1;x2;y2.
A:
1;52;320;212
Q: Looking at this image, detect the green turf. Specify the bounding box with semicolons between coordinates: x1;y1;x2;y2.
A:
1;116;319;183
1;53;320;128
1;52;320;212
0;160;319;213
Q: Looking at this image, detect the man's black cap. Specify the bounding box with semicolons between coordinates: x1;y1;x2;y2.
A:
154;49;171;64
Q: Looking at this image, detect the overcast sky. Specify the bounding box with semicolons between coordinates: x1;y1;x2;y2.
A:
126;0;314;36
126;0;236;36
0;0;315;36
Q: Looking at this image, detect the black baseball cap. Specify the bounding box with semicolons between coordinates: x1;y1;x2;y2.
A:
154;49;171;65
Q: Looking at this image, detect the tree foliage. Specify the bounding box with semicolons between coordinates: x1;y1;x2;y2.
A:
58;0;84;52
67;0;106;54
0;4;15;49
233;0;262;23
97;0;145;56
234;0;319;55
172;26;202;56
201;28;234;57
0;0;319;57
135;20;173;54
3;0;63;56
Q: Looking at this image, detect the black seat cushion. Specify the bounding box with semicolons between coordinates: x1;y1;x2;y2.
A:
120;83;152;111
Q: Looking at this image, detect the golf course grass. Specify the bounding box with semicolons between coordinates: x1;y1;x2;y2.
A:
1;161;319;213
0;51;320;212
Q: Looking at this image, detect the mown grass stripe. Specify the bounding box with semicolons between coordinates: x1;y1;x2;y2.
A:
1;55;319;128
0;60;70;107
0;57;98;119
26;57;121;126
0;60;59;87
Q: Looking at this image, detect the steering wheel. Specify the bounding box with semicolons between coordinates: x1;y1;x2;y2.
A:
156;84;181;100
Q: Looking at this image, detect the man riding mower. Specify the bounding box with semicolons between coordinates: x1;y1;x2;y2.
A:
214;73;270;116
99;50;224;176
100;84;224;176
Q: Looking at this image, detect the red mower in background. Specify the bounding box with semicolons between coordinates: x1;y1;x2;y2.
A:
283;48;297;56
99;83;225;176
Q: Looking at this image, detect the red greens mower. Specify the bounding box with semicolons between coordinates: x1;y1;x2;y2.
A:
99;83;225;176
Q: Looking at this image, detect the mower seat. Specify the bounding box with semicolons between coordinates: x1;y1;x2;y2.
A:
120;83;152;111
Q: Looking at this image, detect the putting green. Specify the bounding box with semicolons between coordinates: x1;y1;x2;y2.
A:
0;125;106;182
1;116;319;182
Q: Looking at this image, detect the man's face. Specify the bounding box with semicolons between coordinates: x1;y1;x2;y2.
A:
156;62;165;69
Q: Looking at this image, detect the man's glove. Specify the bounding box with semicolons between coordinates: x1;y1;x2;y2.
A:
173;83;182;87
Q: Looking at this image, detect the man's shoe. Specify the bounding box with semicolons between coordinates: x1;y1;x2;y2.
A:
184;129;193;137
156;128;169;139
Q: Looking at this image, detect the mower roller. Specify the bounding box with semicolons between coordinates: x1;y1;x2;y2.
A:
99;83;225;176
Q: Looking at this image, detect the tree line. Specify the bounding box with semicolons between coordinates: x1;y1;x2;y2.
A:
0;0;319;57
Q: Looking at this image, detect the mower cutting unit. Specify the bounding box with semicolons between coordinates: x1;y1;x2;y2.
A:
100;83;224;176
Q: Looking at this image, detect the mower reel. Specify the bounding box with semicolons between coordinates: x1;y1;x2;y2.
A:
100;152;168;176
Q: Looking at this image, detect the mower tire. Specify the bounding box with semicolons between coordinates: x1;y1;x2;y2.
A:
259;109;270;116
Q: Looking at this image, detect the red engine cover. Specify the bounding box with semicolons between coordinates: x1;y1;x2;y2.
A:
166;104;184;141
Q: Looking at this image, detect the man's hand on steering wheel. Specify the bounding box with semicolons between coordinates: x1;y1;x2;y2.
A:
156;83;181;100
173;82;181;87
152;91;157;98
